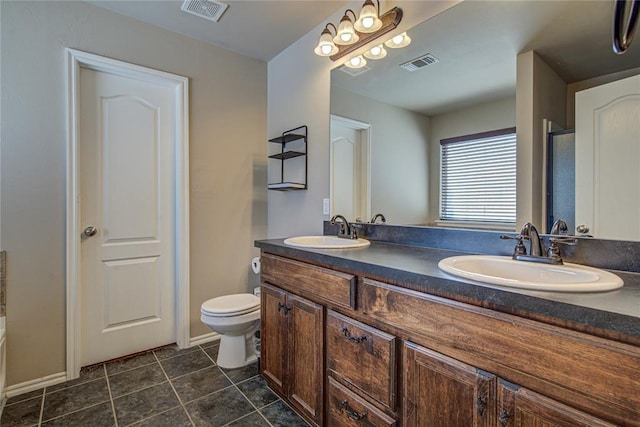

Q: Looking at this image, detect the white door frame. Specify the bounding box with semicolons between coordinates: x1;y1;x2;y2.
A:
66;48;190;379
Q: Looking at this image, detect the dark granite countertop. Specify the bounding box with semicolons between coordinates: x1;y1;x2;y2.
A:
255;239;640;345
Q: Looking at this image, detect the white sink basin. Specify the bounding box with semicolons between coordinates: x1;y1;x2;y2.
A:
438;255;623;292
284;235;370;249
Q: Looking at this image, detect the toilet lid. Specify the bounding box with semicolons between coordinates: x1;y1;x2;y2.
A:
201;293;260;317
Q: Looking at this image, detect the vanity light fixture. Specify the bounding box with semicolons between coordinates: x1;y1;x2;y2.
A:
354;0;383;33
314;23;339;56
315;2;403;61
345;55;367;69
334;9;359;45
384;32;411;48
363;44;387;60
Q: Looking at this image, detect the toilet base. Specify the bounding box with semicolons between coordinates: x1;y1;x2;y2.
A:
217;330;258;369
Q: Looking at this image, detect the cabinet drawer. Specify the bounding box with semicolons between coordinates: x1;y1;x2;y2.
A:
328;377;396;427
261;253;356;310
327;310;397;410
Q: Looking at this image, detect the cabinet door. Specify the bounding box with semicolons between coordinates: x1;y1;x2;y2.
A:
287;293;324;426
497;380;616;427
260;283;287;395
403;342;496;427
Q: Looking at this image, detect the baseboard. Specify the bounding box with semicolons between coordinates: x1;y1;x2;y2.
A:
5;335;219;399
189;331;220;347
5;372;67;398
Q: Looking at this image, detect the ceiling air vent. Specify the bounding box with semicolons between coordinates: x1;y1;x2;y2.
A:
400;53;440;72
339;65;371;77
181;0;229;22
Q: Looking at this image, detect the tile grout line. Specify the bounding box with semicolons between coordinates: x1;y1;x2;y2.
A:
199;344;275;427
37;388;45;427
231;376;277;427
153;350;196;427
103;363;119;427
213;362;275;426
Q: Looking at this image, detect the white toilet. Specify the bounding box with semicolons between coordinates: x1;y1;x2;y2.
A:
200;293;260;369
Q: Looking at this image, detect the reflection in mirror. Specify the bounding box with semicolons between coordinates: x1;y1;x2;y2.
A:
330;0;640;239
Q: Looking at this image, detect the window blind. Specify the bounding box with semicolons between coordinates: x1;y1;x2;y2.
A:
440;128;516;224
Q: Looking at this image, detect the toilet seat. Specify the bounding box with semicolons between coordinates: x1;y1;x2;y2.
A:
201;293;260;317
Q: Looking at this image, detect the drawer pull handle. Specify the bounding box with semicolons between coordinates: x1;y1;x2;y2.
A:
341;400;367;421
341;327;367;344
499;409;510;426
277;302;291;314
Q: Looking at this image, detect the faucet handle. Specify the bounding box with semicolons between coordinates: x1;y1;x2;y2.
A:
546;237;578;263
548;237;577;246
500;234;527;256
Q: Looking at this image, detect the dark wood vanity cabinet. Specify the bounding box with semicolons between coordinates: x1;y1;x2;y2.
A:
403;341;497;426
403;341;616;427
260;252;640;427
260;283;324;426
497;380;616;427
260;253;356;426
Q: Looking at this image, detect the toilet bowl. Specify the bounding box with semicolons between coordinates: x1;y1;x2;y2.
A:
200;293;260;369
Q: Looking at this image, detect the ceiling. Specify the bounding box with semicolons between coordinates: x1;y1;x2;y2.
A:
331;0;640;116
89;0;347;61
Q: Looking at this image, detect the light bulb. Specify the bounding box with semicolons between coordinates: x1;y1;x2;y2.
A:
345;55;367;69
363;44;387;60
321;44;333;55
384;32;411;48
362;16;374;29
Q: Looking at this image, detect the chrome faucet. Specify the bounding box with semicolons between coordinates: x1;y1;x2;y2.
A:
370;213;386;224
519;222;544;257
330;215;357;239
501;221;576;265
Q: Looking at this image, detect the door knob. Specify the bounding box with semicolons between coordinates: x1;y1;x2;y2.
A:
83;226;98;237
576;224;590;234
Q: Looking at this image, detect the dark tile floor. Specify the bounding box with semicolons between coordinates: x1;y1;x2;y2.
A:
1;342;309;427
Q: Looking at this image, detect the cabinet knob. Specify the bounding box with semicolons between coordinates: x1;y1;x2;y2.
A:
340;400;367;421
341;327;367;344
277;302;291;314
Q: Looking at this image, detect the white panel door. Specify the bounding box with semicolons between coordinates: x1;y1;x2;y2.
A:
79;67;176;366
330;118;370;222
575;74;640;240
331;126;358;221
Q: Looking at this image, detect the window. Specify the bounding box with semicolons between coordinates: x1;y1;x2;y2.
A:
440;128;516;225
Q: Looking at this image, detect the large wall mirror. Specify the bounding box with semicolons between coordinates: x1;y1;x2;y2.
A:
330;0;640;239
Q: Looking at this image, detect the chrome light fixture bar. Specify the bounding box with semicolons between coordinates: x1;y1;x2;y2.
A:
314;1;403;61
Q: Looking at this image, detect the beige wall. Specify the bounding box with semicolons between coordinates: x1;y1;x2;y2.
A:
1;1;267;386
516;51;566;229
330;88;430;225
267;0;461;238
428;97;517;224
